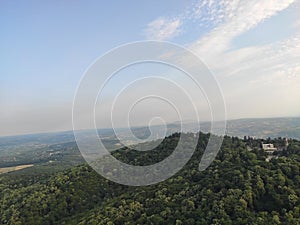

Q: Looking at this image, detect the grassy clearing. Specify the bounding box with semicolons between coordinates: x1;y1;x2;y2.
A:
0;164;34;174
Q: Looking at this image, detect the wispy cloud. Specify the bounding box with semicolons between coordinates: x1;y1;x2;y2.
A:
145;0;300;118
192;0;296;54
144;17;182;40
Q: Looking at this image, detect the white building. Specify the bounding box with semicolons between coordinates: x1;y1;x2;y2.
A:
262;143;277;154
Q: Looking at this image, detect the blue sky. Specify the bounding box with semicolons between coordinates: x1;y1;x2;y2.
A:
1;0;300;136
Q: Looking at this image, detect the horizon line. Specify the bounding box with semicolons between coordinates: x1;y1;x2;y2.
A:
0;115;299;138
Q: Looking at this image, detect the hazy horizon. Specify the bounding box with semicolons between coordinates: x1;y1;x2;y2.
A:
1;116;299;138
1;1;300;136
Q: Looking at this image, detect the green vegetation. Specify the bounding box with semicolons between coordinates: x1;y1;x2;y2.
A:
0;133;300;224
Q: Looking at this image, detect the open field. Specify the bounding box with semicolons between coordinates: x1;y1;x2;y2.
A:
0;164;34;174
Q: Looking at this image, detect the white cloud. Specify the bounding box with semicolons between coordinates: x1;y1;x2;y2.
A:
192;0;300;118
190;0;240;25
144;17;182;41
192;0;296;56
145;0;300;118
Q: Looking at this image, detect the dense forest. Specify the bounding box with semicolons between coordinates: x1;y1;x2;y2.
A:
1;133;300;224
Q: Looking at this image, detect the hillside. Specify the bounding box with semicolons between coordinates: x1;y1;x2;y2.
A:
1;117;299;169
1;133;300;224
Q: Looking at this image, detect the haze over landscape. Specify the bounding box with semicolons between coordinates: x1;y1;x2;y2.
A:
1;0;300;136
2;1;300;225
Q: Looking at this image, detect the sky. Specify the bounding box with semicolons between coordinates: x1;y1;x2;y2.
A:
1;0;300;136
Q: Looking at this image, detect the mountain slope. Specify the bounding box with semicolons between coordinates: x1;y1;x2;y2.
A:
1;133;300;224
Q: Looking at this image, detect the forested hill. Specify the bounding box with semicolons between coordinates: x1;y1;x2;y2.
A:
1;133;300;225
